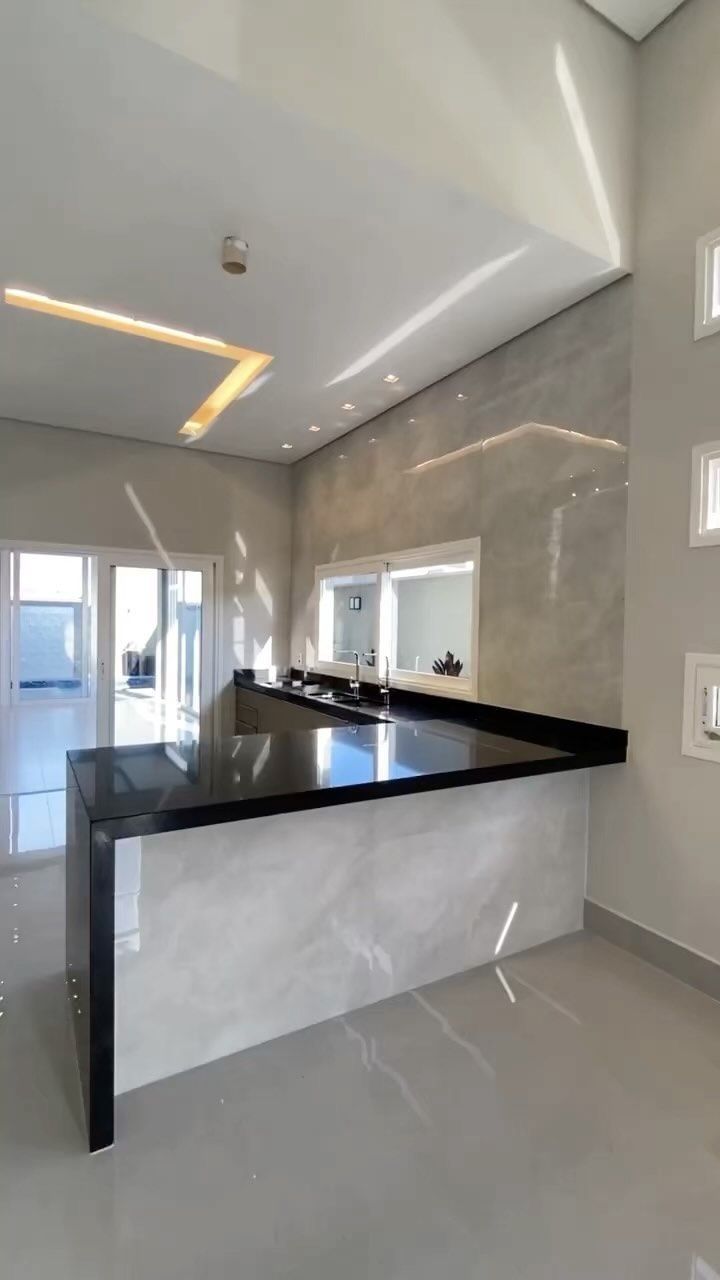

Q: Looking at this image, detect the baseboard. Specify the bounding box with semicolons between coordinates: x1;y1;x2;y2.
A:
584;899;720;1003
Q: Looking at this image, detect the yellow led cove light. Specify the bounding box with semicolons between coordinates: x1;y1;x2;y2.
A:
178;353;273;438
4;287;273;441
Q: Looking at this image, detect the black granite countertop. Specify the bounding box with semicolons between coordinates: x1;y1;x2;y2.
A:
67;679;626;835
234;670;628;755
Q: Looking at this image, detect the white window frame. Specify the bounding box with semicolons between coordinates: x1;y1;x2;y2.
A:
313;538;480;700
682;653;720;763
689;441;720;546
694;227;720;340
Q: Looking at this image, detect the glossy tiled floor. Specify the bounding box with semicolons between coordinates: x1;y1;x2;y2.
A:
0;694;198;794
2;811;720;1279
0;701;96;794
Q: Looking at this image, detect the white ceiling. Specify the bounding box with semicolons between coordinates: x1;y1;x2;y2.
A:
584;0;687;39
0;0;628;464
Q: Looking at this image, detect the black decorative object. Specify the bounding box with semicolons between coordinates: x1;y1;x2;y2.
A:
432;651;463;677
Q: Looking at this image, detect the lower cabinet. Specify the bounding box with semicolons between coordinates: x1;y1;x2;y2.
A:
235;687;342;735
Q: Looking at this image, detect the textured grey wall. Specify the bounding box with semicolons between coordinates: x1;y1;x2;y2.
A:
291;279;631;725
0;417;293;734
589;0;720;964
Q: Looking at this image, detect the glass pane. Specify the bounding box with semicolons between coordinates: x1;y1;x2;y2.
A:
113;566;202;747
18;603;84;696
392;562;473;678
178;570;202;713
701;680;720;742
318;573;378;668
707;456;720;530
15;553;88;700
19;552;83;601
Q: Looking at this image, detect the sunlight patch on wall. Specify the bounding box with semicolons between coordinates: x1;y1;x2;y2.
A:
555;45;621;267
326;247;529;385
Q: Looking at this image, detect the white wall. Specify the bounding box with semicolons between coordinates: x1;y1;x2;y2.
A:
588;0;720;963
0;418;293;733
84;0;636;267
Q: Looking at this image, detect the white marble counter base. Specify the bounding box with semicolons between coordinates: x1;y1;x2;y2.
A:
114;772;588;1095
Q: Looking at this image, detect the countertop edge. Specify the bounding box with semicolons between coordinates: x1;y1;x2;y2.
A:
81;748;623;838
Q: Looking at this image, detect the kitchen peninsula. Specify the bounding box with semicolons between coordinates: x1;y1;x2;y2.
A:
66;678;626;1151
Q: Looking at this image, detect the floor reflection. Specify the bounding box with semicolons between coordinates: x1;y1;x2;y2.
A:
0;790;65;861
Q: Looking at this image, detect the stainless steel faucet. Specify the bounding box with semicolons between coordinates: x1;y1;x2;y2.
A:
380;656;391;709
336;650;376;702
349;650;361;701
336;650;362;701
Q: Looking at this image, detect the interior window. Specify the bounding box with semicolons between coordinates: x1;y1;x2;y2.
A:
314;540;479;696
317;572;379;669
390;558;474;681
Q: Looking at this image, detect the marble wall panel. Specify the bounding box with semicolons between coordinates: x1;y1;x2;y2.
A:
291;279;631;724
114;770;588;1094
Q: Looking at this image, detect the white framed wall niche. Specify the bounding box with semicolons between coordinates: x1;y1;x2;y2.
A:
689;441;720;546
682;652;720;763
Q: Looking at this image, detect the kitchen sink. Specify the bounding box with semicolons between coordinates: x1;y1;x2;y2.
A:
316;692;376;707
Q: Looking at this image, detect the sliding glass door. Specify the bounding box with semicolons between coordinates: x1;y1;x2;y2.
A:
0;545;217;762
104;558;214;748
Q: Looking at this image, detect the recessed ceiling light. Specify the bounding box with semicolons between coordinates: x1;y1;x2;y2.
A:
572;492;577;498
408;418;416;424
281;442;293;450
339;453;347;459
4;286;273;443
369;437;377;444
308;424;321;432
383;374;400;384
342;402;356;411
456;393;467;401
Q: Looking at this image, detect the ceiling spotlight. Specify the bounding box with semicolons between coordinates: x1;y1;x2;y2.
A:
281;442;293;450
308;424;321;432
369;437;377;444
221;236;249;275
342;402;356;411
456;393;467;401
383;374;400;384
339;453;347;459
408;418;416;424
